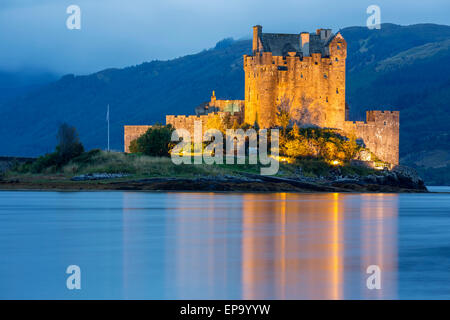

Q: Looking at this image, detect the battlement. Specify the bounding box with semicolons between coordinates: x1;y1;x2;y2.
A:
166;111;243;136
366;110;400;123
344;110;400;165
243;52;334;68
244;27;347;129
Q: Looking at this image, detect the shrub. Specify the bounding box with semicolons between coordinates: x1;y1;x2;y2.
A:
16;123;85;173
281;126;361;162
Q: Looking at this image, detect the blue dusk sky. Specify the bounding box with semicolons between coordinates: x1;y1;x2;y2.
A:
0;0;449;74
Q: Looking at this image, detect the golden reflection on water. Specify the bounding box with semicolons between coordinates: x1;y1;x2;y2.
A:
122;192;398;299
241;193;346;299
360;194;398;299
241;193;398;299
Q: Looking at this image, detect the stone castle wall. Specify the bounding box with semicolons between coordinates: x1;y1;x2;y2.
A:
124;125;152;153
166;111;243;136
166;115;210;135
344;111;400;165
244;34;347;130
123;26;400;166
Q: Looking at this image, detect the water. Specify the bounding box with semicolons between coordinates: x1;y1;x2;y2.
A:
0;190;449;300
428;186;450;193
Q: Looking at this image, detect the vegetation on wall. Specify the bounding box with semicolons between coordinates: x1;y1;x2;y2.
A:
281;125;360;163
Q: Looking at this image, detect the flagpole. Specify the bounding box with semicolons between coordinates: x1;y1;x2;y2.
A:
107;104;110;152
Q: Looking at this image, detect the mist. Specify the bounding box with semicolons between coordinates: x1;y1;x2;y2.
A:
1;0;449;75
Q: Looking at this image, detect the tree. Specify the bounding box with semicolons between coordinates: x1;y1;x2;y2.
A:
291;123;301;139
206;114;226;133
276;97;291;135
129;124;175;156
28;123;84;173
56;123;84;162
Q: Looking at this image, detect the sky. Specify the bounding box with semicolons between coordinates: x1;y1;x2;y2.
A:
0;0;449;75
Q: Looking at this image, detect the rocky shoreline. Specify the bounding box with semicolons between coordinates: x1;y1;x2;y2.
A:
0;165;428;193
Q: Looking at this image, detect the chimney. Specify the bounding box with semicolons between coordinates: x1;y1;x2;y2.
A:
253;25;262;53
300;32;310;56
318;28;332;40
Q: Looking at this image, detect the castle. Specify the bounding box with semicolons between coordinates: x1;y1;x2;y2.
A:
125;26;399;165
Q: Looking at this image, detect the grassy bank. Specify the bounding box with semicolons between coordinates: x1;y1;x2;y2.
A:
7;149;378;180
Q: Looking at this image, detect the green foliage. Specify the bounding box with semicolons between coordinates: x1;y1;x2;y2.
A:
282;127;361;162
3;25;450;186
61;150;234;177
206;114;226;133
56;123;84;163
14;123;84;173
275;97;291;135
129;124;175;157
129;139;140;154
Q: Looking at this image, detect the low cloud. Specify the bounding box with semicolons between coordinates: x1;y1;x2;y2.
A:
0;0;448;75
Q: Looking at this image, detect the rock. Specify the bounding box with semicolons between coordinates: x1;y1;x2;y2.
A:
392;165;427;190
71;173;130;181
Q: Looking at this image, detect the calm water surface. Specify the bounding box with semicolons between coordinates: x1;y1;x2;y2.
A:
0;190;449;299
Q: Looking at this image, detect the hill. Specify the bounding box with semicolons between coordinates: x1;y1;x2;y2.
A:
0;24;449;183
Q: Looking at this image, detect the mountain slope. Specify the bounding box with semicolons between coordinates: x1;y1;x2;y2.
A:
0;24;449;182
0;70;58;106
0;38;247;156
342;24;450;174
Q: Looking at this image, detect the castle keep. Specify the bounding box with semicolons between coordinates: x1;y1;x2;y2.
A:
125;26;400;165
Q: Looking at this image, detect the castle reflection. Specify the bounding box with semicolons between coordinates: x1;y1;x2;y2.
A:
241;193;398;299
121;192;398;299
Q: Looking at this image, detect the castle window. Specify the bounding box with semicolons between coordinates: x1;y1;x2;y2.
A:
384;121;387;126
324;73;327;79
300;73;303;78
336;88;339;94
335;57;339;62
326;97;328;103
337;45;341;50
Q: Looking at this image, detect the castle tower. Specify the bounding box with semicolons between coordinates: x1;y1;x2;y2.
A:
244;26;347;130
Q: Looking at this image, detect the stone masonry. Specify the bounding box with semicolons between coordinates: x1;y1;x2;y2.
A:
124;25;400;165
124;125;152;153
